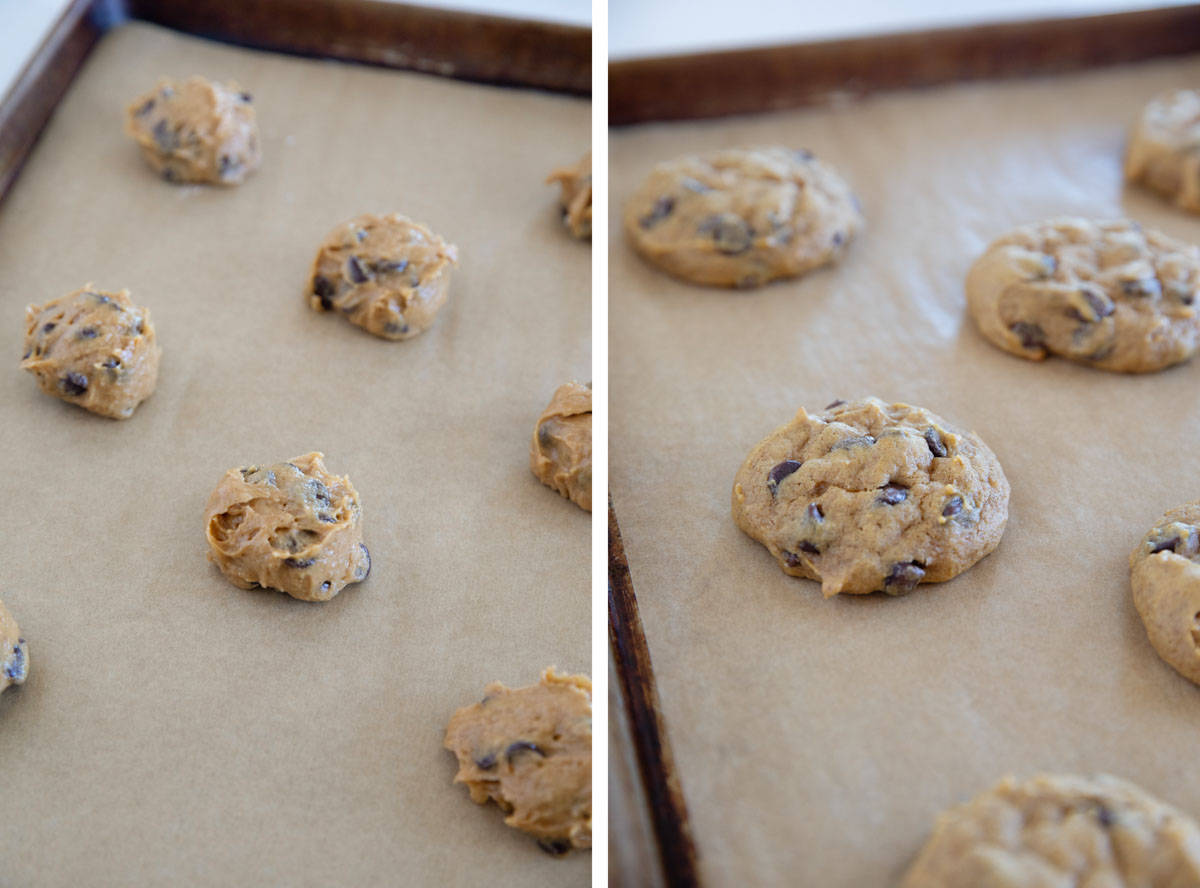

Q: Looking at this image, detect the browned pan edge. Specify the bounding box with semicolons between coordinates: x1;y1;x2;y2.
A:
610;4;1200;125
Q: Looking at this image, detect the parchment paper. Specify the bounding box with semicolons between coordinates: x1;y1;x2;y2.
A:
0;22;589;887
610;54;1200;886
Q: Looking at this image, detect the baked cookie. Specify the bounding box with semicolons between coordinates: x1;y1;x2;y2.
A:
21;286;161;419
902;774;1200;887
1130;501;1200;685
307;213;458;340
547;152;592;240
204;452;370;602
125;76;260;185
530;382;592;512
966;217;1200;373
444;668;591;854
0;599;28;695
732;397;1009;596
1125;89;1200;213
623;146;862;288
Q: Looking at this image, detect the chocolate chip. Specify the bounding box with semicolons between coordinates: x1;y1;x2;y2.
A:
639;196;675;229
824;399;846;410
284;557;315;568
61;373;88;396
474;752;497;770
152;118;177;152
346;256;370;284
135;98;155;116
538;839;572;856
313;275;335;310
766;460;802;496
93;293;116;307
1150;536;1180;554
42;322;55;334
134;318;145;335
1097;805;1115;828
5;644;25;680
1080;286;1115;320
218;155;239;177
320;581;331;592
831;435;874;451
505;741;545;760
1122;278;1162;299
1010;321;1045;350
831;231;844;247
942;495;964;518
698;213;752;255
924;427;948;458
239;91;253;103
883;561;925;596
877;484;908;505
307;479;331;505
77;327;98;339
783;546;817;567
357;544;371;581
796;540;820;555
374;259;409;274
101;357;120;369
317;513;335;523
807;503;824;522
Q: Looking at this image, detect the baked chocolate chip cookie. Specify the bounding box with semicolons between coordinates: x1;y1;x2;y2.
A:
1130;501;1200;686
1125;89;1200;214
0;599;27;695
547;152;591;240
530;381;592;512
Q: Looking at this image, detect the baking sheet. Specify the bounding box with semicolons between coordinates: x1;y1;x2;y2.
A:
0;22;589;887
610;54;1200;886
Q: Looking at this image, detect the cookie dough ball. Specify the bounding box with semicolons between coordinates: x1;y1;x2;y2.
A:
204;452;370;602
125;76;260;185
1125;89;1200;213
547;152;592;240
0;599;28;695
732;397;1009;597
623;146;862;288
307;213;458;340
444;668;592;854
1129;501;1200;686
21;286;161;419
901;774;1200;887
966;217;1200;373
530;382;592;512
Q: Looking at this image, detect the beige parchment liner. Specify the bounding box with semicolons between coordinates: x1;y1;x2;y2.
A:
610;54;1200;886
0;23;588;887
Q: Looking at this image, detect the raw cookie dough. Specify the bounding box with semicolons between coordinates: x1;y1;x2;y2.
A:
1125;89;1200;213
732;397;1009;597
966;217;1200;373
444;668;592;854
547;152;592;240
1130;500;1200;686
902;774;1200;887
125;76;260;185
307;213;458;340
21;286;161;419
0;599;28;695
530;381;592;512
204;452;370;602
623;146;862;288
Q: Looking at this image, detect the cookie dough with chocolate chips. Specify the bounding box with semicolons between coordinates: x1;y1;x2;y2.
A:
1125;89;1200;214
623;146;862;288
125;76;260;185
1130;500;1200;686
530;382;592;512
966;217;1200;373
902;773;1200;887
21;286;161;419
307;213;458;340
444;668;592;854
204;452;370;602
732;397;1009;597
547;152;592;240
0;599;28;695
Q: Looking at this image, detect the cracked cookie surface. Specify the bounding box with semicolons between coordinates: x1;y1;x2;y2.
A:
21;286;161;419
530;381;592;512
204;452;370;602
547;152;591;240
623;146;862;288
966;217;1200;373
0;599;28;695
444;668;592;854
732;397;1009;597
902;773;1200;888
125;76;260;185
1130;500;1200;686
1125;89;1200;214
307;213;458;340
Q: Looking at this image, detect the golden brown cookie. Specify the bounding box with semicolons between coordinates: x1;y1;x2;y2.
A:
1130;501;1200;686
21;286;161;419
966;217;1200;373
444;668;591;854
530;382;592;512
125;76;260;185
0;599;28;695
204;452;370;602
547;152;592;240
732;397;1009;596
902;774;1200;887
623;146;862;288
1125;89;1200;214
307;213;458;340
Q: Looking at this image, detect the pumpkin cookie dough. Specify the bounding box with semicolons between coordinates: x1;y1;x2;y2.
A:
307;213;458;340
204;452;370;602
0;599;28;695
732;397;1009;597
547;152;592;240
21;286;161;419
530;382;592;512
902;774;1200;887
444;668;592;854
1125;89;1200;214
623;146;862;288
125;76;260;185
1130;500;1200;686
966;217;1200;373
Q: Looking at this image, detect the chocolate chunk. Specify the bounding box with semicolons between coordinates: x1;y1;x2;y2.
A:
796;540;820;555
152;118;177;152
346;256;370;284
883;561;925;596
77;326;98;339
383;319;410;335
639;196;675;229
538;839;572;856
831;435;874;451
1097;805;1115;828
698;213;752;255
474;752;497;770
307;479;331;505
923;427;948;458
42;322;55;334
284;557;315;569
505;741;545;760
1149;536;1181;554
238;91;253;103
831;231;845;247
357;544;371;581
807;503;824;522
61;373;88;396
766;460;802;496
317;513;336;524
1080;286;1115;319
218;155;239;177
313;275;335;310
374;259;409;274
1122;278;1162;299
942;495;964;518
101;357;120;369
877;484;908;505
1010;321;1046;350
135;98;155;116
